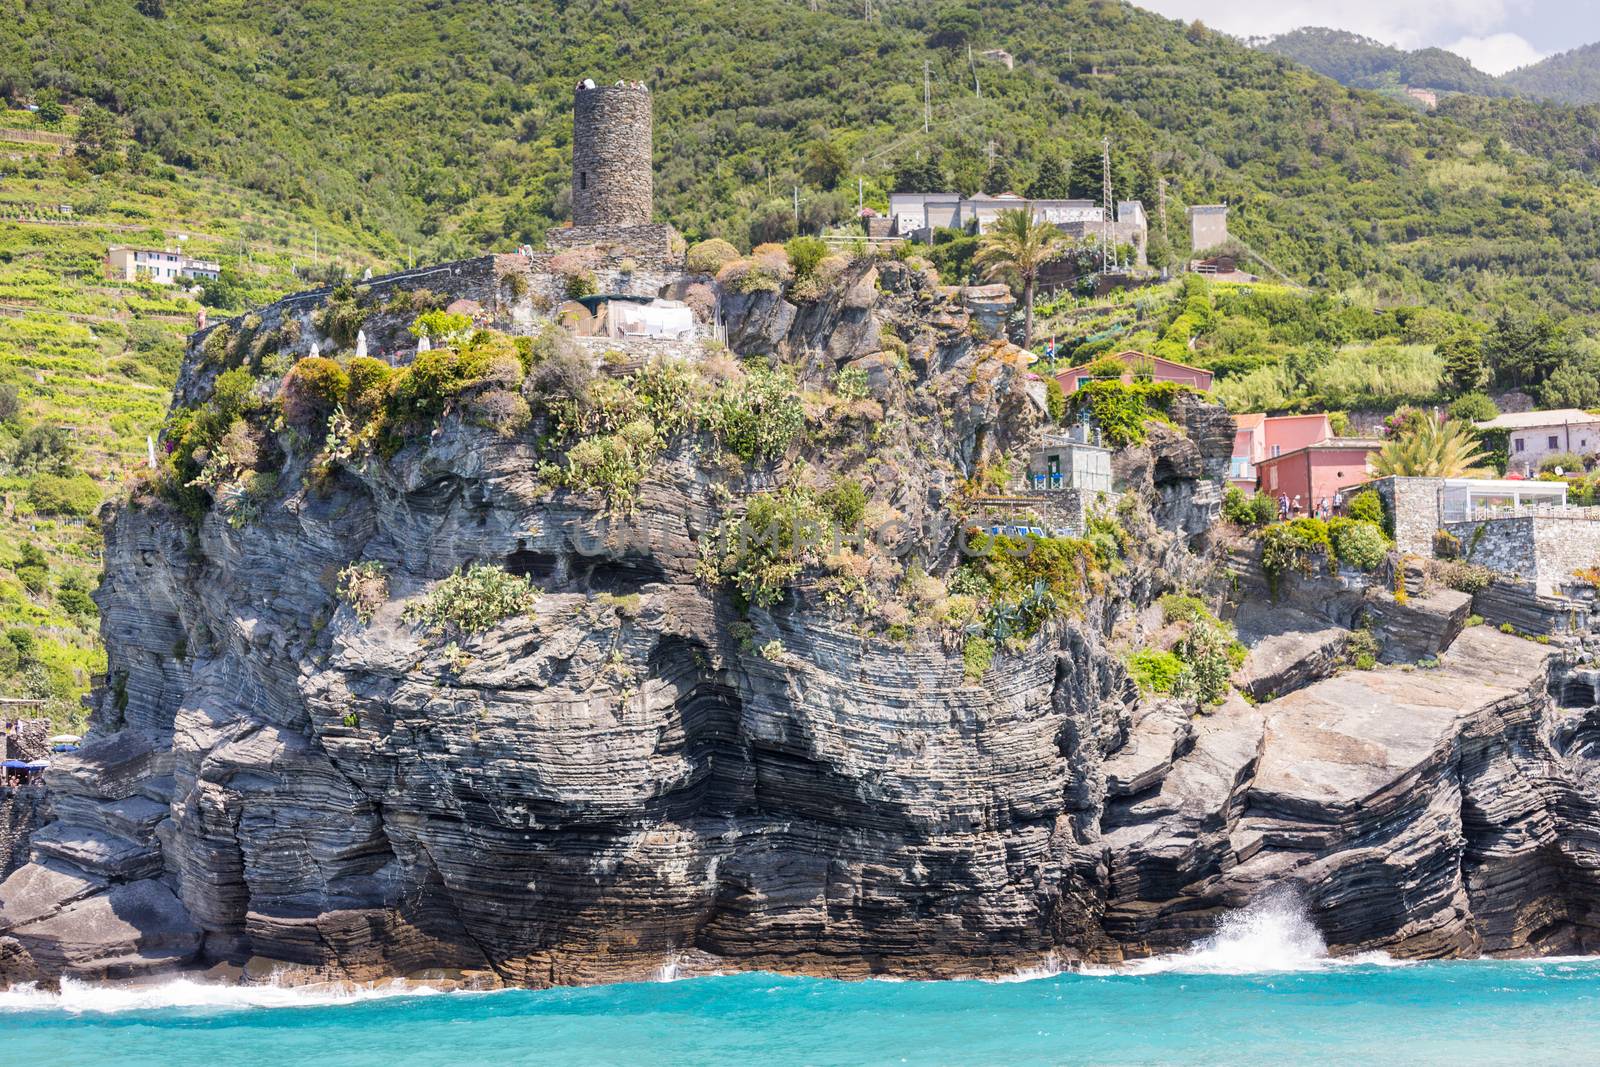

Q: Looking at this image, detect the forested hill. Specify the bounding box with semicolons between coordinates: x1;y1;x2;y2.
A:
1502;44;1600;106
10;0;1600;315
1261;28;1509;98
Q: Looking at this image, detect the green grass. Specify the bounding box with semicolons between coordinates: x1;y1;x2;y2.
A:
0;132;389;728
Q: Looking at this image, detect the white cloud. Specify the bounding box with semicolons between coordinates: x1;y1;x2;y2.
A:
1135;0;1522;51
1444;32;1546;74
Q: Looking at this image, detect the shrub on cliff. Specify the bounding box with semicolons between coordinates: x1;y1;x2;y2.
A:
1222;486;1275;527
337;560;388;623
1327;517;1387;571
1127;648;1182;694
315;282;368;349
686;238;740;275
1067;380;1184;446
1345;488;1385;526
699;488;831;607
1172;616;1235;706
785;236;828;282
281;356;350;434
1258;518;1333;597
404;563;539;636
409;309;472;344
345;356;394;419
707;364;804;463
1045;376;1067;421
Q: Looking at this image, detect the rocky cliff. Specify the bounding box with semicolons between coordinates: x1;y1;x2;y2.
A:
3;252;1599;987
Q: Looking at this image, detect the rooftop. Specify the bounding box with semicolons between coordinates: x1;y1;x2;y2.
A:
1257;438;1383;463
1475;409;1600;430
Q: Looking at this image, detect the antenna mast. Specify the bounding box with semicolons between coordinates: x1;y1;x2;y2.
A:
924;60;931;134
1101;137;1114;273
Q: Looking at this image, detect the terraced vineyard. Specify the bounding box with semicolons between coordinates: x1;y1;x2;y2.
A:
0;108;389;727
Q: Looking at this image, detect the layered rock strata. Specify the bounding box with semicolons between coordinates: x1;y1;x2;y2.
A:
5;256;1600;987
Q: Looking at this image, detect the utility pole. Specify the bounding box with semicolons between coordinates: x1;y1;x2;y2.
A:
793;185;800;232
858;176;864;214
1157;176;1168;246
924;61;931;135
1101;137;1114;273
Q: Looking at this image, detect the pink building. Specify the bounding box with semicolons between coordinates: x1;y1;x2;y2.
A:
1230;413;1332;492
1255;440;1382;515
1054;350;1213;395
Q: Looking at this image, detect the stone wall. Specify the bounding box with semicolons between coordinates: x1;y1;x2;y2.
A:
0;786;48;880
1368;476;1443;557
1448;515;1600;594
573;334;708;371
186;244;691;404
3;718;48;762
571;83;653;227
1449;517;1539;584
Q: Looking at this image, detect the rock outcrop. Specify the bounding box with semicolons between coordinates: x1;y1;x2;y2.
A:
5;252;1600;988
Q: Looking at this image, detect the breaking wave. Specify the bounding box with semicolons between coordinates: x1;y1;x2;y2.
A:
0;976;450;1014
1082;889;1402;977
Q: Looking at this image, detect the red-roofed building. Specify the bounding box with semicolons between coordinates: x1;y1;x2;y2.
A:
1053;350;1213;395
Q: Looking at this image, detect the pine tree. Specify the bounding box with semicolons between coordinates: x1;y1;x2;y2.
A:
1438;333;1488;395
1027;155;1071;199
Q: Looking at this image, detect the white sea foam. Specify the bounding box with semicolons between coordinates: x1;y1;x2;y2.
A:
989;953;1066;983
1082;889;1403;976
0;976;449;1014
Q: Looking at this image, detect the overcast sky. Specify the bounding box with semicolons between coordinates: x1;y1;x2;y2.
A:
1136;0;1600;75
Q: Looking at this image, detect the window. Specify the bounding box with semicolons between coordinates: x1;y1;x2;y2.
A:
579;171;587;190
1270;444;1281;457
1549;435;1560;450
1269;467;1278;490
1515;439;1525;453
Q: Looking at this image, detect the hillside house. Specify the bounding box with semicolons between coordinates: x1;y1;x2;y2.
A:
1187;204;1229;252
1474;409;1600;475
1026;424;1112;493
1231;413;1331;491
106;246;221;284
1054;350;1213;395
1405;87;1439;110
1255;439;1382;513
889;191;1149;264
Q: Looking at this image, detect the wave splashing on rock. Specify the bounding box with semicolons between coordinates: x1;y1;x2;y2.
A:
1123;889;1388;975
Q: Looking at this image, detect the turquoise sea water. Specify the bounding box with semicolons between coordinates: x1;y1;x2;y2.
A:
4;957;1600;1067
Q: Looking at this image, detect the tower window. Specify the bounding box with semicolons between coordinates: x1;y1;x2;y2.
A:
580;172;588;190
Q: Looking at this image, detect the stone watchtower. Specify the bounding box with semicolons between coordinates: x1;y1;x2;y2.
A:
571;80;653;228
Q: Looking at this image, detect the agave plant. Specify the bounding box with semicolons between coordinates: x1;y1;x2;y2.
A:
1371;416;1492;478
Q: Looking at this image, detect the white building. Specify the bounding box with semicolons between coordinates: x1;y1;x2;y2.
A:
106;246;221;284
1475;409;1600;474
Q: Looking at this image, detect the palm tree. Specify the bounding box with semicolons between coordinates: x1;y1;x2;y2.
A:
974;208;1066;349
1371;417;1493;477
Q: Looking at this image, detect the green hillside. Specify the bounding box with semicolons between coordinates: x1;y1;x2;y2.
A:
0;107;386;727
12;0;1600;722
11;0;1600;317
1502;43;1600;106
1262;28;1509;99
